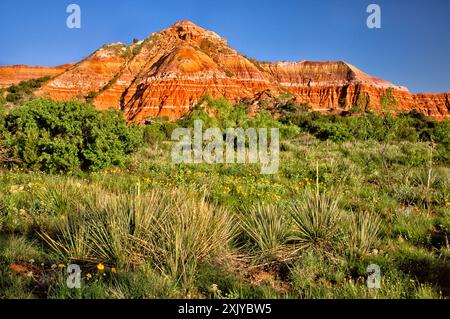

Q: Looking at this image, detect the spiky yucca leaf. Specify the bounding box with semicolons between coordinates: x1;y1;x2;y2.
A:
240;204;291;260
346;211;381;258
288;190;340;249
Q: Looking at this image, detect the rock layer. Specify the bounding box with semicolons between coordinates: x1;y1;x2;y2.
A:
3;21;450;120
0;64;72;88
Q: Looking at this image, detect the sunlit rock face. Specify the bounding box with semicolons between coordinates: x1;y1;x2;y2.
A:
0;64;73;88
3;20;449;120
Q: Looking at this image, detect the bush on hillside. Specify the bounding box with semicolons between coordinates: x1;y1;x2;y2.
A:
5;76;51;104
178;95;300;139
284;109;450;149
143;122;179;145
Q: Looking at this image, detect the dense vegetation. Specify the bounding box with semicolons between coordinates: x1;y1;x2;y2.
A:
0;96;449;299
3;76;51;104
0;99;142;173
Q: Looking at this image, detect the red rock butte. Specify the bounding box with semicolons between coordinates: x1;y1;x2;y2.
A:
1;20;449;121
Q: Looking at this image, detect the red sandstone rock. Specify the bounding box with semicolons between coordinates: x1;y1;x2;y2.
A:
0;64;73;88
3;20;449;121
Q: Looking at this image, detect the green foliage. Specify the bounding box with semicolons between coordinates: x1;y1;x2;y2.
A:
178;95;300;139
356;92;370;111
431;120;450;163
315;122;352;142
132;44;143;56
41;188;236;288
381;88;398;111
284;110;450;154
0;91;6;114
239;204;291;260
145;122;178;144
345;212;381;258
5;76;51;104
288;189;341;249
1;99;142;173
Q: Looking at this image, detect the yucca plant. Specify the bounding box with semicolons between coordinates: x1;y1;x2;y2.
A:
345;211;381;259
140;193;236;287
35;181;79;216
288;190;341;249
240;204;291;260
41;191;142;266
41;187;236;288
288;162;342;249
40;211;91;262
83;194;137;268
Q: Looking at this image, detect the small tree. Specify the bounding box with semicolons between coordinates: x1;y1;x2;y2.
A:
357;92;369;111
381;87;397;112
379;88;399;183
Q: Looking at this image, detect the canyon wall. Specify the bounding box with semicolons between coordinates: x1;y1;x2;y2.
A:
1;21;448;121
0;64;72;88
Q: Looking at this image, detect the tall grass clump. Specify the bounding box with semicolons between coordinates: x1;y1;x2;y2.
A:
288;190;341;249
288;165;341;249
239;204;291;261
41;188;236;288
141;194;236;287
345;211;382;259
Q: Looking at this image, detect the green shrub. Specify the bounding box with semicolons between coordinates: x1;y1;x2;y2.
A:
2;99;142;173
6;93;21;104
179;96;299;140
0;89;5;108
432;121;450;163
5;76;51;104
284;109;449;146
143;123;166;145
381;88;398;111
314;122;351;142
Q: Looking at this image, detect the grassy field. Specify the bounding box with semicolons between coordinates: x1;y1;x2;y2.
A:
0;96;449;299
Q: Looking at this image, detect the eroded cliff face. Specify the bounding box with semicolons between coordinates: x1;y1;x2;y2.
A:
0;64;72;88
4;20;449;121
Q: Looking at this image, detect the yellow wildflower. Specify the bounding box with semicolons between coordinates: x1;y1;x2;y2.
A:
97;263;105;272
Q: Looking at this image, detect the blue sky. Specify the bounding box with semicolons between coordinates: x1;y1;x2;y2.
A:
0;0;449;93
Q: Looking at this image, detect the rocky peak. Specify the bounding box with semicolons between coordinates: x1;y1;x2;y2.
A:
162;20;226;45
